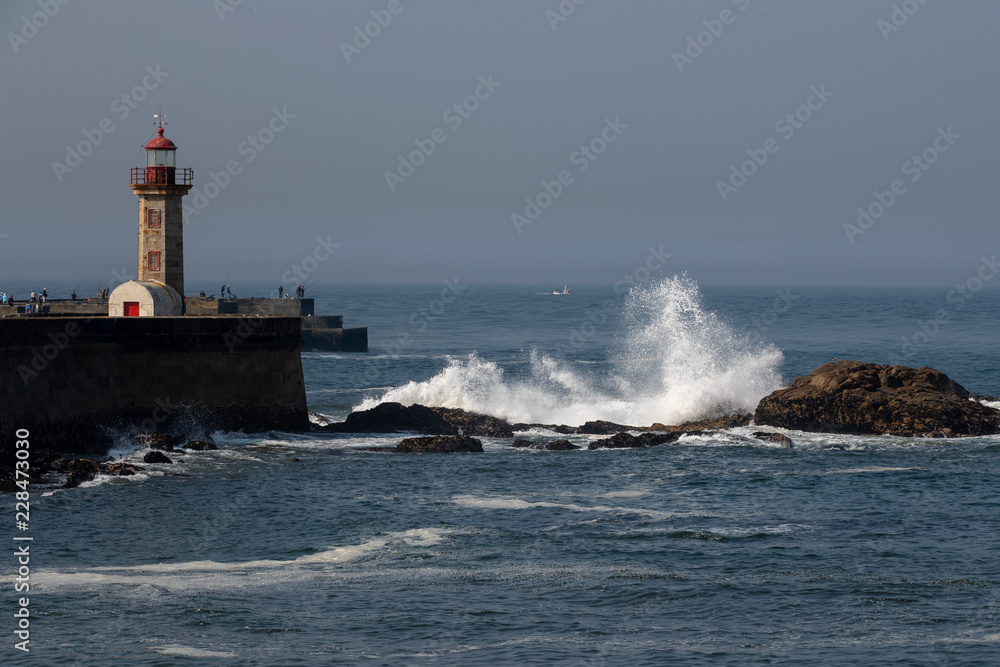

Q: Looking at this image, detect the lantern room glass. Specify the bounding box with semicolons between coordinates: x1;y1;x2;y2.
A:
146;149;175;167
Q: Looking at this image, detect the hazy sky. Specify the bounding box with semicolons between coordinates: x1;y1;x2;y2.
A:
1;0;998;289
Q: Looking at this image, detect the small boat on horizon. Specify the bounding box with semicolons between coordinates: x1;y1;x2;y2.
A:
552;285;572;295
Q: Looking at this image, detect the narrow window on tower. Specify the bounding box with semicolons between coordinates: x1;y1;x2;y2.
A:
147;251;161;271
147;209;161;228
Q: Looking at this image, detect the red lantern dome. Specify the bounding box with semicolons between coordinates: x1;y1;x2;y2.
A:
144;127;177;150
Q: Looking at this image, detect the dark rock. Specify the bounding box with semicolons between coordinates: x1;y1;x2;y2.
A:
146;433;178;451
973;394;1000;403
64;458;99;488
754;361;1000;438
182;440;219;451
143;451;173;464
103;462;143;476
578;420;641;435
396;435;484;453
308;409;334;426
588;432;681;450
546;439;581;451
320;402;514;437
651;414;752;432
67;458;99;475
511;438;581;451
751;431;793;448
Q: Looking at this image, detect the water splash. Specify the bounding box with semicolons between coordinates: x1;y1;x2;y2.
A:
359;276;784;426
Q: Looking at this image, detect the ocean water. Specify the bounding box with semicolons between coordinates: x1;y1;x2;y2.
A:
7;278;1000;665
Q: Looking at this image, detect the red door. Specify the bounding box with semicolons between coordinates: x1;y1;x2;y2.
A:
124;302;140;317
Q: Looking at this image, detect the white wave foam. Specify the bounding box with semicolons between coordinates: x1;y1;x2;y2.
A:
35;528;448;591
76;472;157;489
453;494;675;520
597;490;650;498
679;523;811;538
154;645;237;658
981;399;1000;410
827;466;923;474
359;276;783;426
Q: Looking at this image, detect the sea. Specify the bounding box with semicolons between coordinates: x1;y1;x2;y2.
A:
5;277;1000;666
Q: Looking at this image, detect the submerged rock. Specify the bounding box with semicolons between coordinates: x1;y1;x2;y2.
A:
578;420;641;435
650;414;752;433
64;458;99;487
396;435;484;453
320;402;514;437
146;433;177;451
754;361;1000;438
62;458;146;488
751;431;793;448
143;451;174;464
182;440;219;451
588;432;682;450
546;439;581;451
510;438;580;451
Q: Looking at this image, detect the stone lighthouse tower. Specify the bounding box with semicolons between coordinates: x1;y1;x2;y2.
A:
110;118;193;317
130;120;192;299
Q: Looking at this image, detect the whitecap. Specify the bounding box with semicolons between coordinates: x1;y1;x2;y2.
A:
357;275;783;427
154;645;237;658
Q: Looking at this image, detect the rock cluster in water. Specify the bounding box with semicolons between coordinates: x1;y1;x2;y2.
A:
754;361;1000;438
396;436;484;453
318;402;514;437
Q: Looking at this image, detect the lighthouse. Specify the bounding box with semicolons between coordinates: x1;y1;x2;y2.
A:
110;116;193;316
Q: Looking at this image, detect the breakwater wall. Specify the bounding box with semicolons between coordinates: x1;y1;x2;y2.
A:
0;316;309;453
